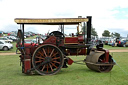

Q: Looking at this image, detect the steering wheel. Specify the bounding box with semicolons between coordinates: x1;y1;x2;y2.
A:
49;31;64;39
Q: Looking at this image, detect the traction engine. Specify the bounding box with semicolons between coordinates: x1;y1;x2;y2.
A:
15;16;115;75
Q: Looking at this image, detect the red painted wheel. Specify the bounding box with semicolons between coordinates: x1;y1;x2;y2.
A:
32;44;64;75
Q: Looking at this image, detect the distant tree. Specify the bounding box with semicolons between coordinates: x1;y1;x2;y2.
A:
114;32;120;38
82;25;98;36
81;25;87;35
91;28;98;36
102;30;110;37
110;32;114;37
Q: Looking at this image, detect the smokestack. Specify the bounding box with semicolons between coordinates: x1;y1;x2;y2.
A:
86;16;92;44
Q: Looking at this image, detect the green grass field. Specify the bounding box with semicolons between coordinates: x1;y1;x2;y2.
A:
0;52;128;85
0;36;128;85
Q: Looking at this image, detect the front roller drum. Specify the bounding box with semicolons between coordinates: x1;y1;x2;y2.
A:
32;44;64;75
86;51;114;72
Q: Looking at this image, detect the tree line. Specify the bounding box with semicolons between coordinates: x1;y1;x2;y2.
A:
82;25;98;36
82;25;120;38
102;30;120;38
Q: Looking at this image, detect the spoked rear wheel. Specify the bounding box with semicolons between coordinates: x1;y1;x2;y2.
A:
32;44;64;75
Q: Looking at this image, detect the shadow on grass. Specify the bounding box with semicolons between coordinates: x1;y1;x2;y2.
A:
15;67;97;76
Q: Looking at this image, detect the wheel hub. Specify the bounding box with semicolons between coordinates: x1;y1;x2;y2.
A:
45;56;52;63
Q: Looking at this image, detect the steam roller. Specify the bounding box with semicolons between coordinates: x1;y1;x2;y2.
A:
85;49;115;72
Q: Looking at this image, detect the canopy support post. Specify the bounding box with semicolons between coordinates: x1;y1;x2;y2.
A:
21;24;25;49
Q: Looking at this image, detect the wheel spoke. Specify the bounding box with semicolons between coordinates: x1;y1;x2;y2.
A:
35;56;45;59
50;49;54;57
38;51;45;57
42;48;48;57
47;64;49;73
35;60;42;63
52;61;60;64
41;65;46;71
47;47;49;56
51;52;58;57
49;64;53;72
52;57;60;60
50;62;58;69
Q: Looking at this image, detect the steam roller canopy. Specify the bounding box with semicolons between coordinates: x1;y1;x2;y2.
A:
86;50;114;72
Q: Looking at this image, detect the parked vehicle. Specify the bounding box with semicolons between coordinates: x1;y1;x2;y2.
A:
0;31;3;37
117;38;127;47
100;37;109;45
25;32;31;37
125;39;128;47
24;39;37;44
0;40;13;51
108;38;115;47
0;37;13;43
5;36;18;41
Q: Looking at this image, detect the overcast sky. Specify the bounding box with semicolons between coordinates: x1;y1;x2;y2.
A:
0;0;128;37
